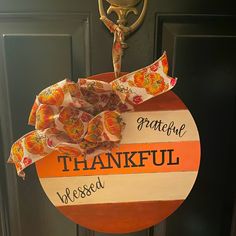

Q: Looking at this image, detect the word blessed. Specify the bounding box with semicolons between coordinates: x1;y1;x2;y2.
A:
57;177;104;204
137;117;186;137
57;149;180;172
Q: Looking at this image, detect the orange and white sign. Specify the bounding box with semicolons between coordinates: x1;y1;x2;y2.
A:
36;87;200;233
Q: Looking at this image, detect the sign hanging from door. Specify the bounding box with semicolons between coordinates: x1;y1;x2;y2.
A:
8;52;200;233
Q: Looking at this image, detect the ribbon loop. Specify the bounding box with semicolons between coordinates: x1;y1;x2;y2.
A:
100;17;124;78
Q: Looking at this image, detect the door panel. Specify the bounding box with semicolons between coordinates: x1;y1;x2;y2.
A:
5;34;76;236
155;15;236;236
0;2;235;236
0;13;90;236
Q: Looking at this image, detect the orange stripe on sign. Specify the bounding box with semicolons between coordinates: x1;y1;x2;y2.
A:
57;200;183;233
36;141;200;178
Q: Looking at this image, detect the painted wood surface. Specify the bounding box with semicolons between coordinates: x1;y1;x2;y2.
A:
35;72;200;233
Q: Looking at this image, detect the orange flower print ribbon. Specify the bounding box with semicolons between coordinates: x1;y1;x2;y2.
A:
100;16;125;78
111;52;176;104
8;52;177;178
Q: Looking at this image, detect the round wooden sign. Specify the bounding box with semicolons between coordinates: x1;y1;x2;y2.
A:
35;73;200;233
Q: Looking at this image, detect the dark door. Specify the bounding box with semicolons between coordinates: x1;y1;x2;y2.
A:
0;1;235;236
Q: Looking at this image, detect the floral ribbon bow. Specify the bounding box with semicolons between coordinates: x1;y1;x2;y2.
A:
8;52;177;178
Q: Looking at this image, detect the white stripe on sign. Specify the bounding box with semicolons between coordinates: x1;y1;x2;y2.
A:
121;110;199;144
39;171;198;206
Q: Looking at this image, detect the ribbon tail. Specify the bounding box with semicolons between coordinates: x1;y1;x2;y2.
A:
8;130;51;179
110;52;177;105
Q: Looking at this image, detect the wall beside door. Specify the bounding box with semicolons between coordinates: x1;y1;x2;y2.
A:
0;1;235;236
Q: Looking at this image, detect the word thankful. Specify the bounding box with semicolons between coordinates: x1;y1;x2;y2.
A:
136;117;186;138
57;149;180;172
57;177;104;204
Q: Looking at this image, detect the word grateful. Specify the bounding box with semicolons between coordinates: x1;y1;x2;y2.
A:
136;117;186;137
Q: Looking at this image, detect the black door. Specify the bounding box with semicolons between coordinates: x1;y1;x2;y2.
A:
0;1;235;236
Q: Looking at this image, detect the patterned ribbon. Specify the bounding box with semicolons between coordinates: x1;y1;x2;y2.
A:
8;52;177;178
100;16;125;78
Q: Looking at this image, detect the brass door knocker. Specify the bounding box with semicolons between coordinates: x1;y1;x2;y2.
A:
98;0;148;77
